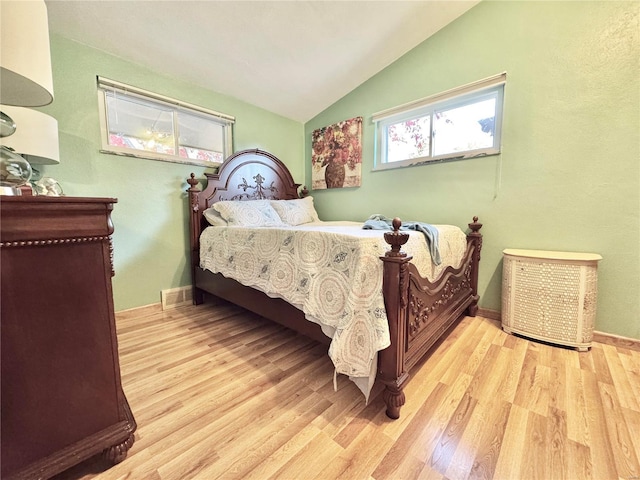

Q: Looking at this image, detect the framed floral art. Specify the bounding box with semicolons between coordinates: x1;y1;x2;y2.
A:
311;116;362;190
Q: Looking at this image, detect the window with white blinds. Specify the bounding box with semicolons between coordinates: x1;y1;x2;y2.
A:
97;76;234;167
373;73;506;170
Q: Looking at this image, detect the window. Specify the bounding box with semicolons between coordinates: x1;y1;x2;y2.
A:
373;73;506;170
97;77;234;167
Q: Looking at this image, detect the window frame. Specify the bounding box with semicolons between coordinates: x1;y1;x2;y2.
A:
373;73;506;171
96;76;234;167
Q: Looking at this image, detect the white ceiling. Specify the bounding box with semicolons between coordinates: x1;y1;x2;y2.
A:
45;0;479;123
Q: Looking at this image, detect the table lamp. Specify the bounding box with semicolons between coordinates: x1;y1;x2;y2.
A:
0;0;55;195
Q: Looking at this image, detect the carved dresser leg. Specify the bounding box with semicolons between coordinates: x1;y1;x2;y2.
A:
103;433;135;464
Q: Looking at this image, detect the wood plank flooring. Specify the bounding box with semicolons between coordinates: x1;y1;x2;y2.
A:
55;301;640;480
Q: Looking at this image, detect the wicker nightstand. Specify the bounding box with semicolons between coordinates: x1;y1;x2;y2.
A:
501;249;602;351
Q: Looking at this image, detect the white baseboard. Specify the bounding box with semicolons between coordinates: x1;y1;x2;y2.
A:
161;286;193;310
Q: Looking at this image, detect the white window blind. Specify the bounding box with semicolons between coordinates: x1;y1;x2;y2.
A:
97;76;234;167
372;72;506;122
374;73;506;170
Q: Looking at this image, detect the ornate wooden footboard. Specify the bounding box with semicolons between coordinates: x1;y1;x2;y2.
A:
378;217;482;418
187;149;482;419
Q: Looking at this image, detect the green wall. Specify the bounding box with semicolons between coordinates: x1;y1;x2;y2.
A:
304;1;640;339
41;1;639;340
40;35;304;311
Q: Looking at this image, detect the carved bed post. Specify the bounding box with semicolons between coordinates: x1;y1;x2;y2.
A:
466;216;483;316
187;173;204;305
379;218;413;419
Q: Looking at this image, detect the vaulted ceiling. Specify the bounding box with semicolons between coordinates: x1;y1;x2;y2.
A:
46;1;480;122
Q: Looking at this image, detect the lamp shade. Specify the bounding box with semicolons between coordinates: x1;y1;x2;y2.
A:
0;1;54;107
0;106;59;165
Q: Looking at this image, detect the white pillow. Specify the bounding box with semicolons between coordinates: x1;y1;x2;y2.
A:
212;200;286;227
203;207;228;226
270;197;320;226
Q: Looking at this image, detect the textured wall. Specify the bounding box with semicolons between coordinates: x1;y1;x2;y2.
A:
40;35;304;311
305;2;640;339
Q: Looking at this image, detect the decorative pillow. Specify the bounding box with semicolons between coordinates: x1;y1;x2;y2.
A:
203;206;228;227
270;196;320;226
212;200;285;227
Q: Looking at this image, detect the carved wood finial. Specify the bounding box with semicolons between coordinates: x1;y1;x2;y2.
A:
187;173;200;192
467;215;483;270
468;216;482;234
384;217;409;257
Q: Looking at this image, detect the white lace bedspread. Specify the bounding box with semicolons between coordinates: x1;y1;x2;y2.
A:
199;221;467;398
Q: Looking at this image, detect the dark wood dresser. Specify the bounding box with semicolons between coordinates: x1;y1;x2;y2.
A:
1;196;136;480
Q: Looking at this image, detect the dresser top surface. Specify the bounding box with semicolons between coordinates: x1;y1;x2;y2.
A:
1;196;118;242
0;196;117;205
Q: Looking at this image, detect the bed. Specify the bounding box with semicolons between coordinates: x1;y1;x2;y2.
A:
187;148;483;419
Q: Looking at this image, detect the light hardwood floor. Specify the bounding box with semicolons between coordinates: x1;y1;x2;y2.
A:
55;301;640;480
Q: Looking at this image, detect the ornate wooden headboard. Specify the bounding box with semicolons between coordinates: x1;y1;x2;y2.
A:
186;149;306;270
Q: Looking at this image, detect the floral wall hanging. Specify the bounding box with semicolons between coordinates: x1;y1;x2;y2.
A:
311;116;362;189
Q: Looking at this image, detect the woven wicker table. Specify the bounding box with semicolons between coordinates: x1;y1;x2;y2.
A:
501;249;602;351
